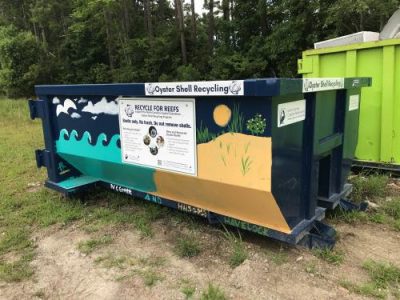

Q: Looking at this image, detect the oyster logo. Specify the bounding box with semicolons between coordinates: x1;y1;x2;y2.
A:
146;83;156;95
229;81;242;95
124;104;134;117
145;80;244;96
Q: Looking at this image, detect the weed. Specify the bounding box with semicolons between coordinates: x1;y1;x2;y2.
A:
350;174;388;203
362;260;400;289
77;235;113;254
33;290;46;298
174;234;201;258
0;251;35;282
340;260;400;299
95;253;128;269
181;280;196;299
223;228;247;268
394;219;400;231
240;156;252;176
141;270;163;287
265;247;288;265
328;208;368;224
228;104;244;133
382;198;400;219
200;283;226;300
304;262;319;275
369;212;388;224
340;280;386;299
313;248;344;265
138;256;166;268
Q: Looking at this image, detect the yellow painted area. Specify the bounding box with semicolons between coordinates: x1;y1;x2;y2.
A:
198;132;271;191
213;104;232;127
153;133;291;233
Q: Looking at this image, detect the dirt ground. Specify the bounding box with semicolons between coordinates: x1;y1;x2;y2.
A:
0;218;399;300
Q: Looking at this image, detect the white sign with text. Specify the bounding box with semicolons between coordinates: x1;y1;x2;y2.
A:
277;100;306;128
119;97;197;176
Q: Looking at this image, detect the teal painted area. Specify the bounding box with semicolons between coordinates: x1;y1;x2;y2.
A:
56;129;157;193
58;175;98;189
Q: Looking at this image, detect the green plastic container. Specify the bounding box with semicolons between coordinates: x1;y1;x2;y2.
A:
299;39;400;170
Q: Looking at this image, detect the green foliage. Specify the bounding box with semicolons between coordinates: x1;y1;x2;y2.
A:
350;174;389;203
363;260;400;289
0;26;42;97
0;1;398;96
340;260;400;299
200;283;226;300
77;235;113;254
174;234;201;258
223;229;248;268
313;248;344;265
340;280;386;299
246;114;266;136
181;280;196;299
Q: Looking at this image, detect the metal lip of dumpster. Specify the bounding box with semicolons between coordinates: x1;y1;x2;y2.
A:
29;78;371;248
299;38;400;170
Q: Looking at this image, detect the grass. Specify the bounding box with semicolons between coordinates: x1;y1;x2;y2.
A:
223;228;247;268
200;283;226;300
141;270;164;286
329;172;400;231
266;248;288;266
77;235;113;254
349;173;389;203
313;248;344;265
340;259;400;299
363;260;400;289
0;99;171;281
174;234;201;258
340;280;386;299
95;253;128;269
181;279;196;299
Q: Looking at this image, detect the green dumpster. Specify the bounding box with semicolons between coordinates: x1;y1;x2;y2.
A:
299;39;400;170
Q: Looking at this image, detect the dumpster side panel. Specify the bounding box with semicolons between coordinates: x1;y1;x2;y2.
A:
271;94;308;228
42;93;292;233
299;40;400;167
394;46;400;162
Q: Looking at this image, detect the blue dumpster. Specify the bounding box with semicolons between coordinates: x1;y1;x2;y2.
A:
29;78;370;247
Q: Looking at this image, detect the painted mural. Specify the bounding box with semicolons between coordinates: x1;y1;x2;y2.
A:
53;95;291;234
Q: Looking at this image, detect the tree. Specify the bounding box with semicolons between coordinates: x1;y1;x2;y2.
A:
175;0;187;64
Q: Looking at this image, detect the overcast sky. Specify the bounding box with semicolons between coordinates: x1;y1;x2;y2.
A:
185;0;205;15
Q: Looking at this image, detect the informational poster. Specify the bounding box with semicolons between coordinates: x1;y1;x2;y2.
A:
144;80;244;96
277;100;306;128
349;94;360;111
302;78;345;93
118;97;197;176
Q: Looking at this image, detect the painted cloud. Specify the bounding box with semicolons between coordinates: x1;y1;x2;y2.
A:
52;97;60;104
56;99;77;116
82;97;118;115
71;112;81;119
78;98;88;104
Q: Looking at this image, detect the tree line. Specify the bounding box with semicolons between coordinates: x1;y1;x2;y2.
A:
0;0;398;97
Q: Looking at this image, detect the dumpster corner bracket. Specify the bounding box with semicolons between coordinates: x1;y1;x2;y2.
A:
298;220;336;249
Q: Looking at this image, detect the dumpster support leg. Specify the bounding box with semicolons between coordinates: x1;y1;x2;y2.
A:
298;220;336;249
338;199;368;211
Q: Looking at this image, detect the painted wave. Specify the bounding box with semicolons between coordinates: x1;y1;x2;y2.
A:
56;129;121;163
